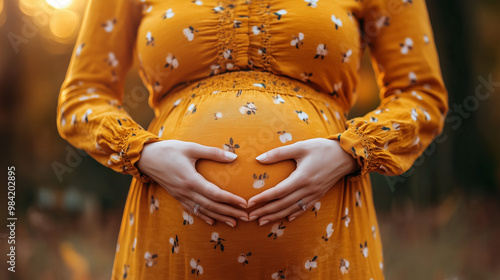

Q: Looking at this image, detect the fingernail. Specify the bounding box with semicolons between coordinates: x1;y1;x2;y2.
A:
240;216;249;222
247;202;255;208
288;216;296;222
224;151;238;160
225;221;235;228
205;220;213;225
249;216;258;221
255;153;267;161
259;220;269;226
238;203;247;209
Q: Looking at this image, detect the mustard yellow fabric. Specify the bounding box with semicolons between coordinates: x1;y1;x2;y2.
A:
56;0;448;279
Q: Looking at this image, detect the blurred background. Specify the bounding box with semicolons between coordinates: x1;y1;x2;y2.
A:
0;0;499;279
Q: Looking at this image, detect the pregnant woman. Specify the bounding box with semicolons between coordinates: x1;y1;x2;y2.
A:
56;0;448;279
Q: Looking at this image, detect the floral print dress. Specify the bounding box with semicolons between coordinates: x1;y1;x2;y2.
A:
56;0;448;279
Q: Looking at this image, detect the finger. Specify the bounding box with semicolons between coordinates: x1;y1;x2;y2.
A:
190;172;248;208
187;142;238;162
255;141;304;164
248;185;311;219
287;198;321;222
258;194;319;225
191;191;249;222
192;202;239;228
247;170;305;207
179;201;214;226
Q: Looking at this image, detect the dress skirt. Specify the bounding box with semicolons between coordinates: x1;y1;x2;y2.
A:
111;71;385;279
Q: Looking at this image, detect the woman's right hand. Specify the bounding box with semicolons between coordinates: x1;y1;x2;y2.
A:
137;140;249;227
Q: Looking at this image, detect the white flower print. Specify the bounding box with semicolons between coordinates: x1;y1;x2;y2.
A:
304;0;318;8
129;213;134;226
162;8;174;19
300;72;313;82
411;90;423;100
360;241;368;257
320;110;330;123
380;262;384;271
81;108;92;123
170;235;179;253
271;268;286;279
116;243;120;253
210;232;226;251
277;131;292;143
424;34;430;44
409;71;417;84
190;258;204;275
412;135;420;146
210;64;220;76
192;0;203;6
214;112;223;120
252;25;264;35
341;207;350;227
420;106;431;121
305;256;318;270
150;195;159;213
108;152;121;165
213;5;224;13
342;49;352;63
274;9;287;20
311;201;321;216
272;94;285;104
86;87;96;94
355;190;362;207
370;116;378;123
322;222;334;241
340;259;350;275
402;0;413;5
143;5;152;13
331;81;342;97
183;211;194;225
132;237;137;252
153;81;162;93
105;52;118;67
372;225;377;239
295;110;309;124
253;83;266;88
400;37;414;54
146;31;155;46
173;98;182;107
123;264;130;279
75;43;85;57
375;15;390;29
238;252;252;265
314;44;327;59
186;103;197;115
101;18;116;33
239;102;257;115
144;251;158;267
183;26;197;41
226;63;234;70
392;122;401;130
268;221;286;239
165;53;179;69
223;49;233;60
253;172;269;189
331;15;343;29
411;108;418;121
291;33;304;49
223;137;240;153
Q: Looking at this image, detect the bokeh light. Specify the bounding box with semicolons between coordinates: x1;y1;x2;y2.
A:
46;0;73;9
49;8;78;41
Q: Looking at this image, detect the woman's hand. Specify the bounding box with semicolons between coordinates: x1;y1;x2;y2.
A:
137;140;249;227
247;138;359;225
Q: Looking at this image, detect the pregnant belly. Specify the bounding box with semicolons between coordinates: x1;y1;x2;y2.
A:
153;85;347;201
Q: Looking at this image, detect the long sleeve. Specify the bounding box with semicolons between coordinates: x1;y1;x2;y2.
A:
56;0;161;183
326;0;449;178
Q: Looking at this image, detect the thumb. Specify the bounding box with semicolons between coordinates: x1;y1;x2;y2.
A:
190;143;238;162
255;143;302;164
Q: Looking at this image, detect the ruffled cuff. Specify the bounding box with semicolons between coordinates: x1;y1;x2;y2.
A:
99;123;162;184
119;128;162;183
325;129;368;182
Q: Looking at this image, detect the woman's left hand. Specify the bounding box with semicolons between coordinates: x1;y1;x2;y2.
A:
247;138;359;225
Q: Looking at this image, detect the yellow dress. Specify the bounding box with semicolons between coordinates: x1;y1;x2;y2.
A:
56;0;448;279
